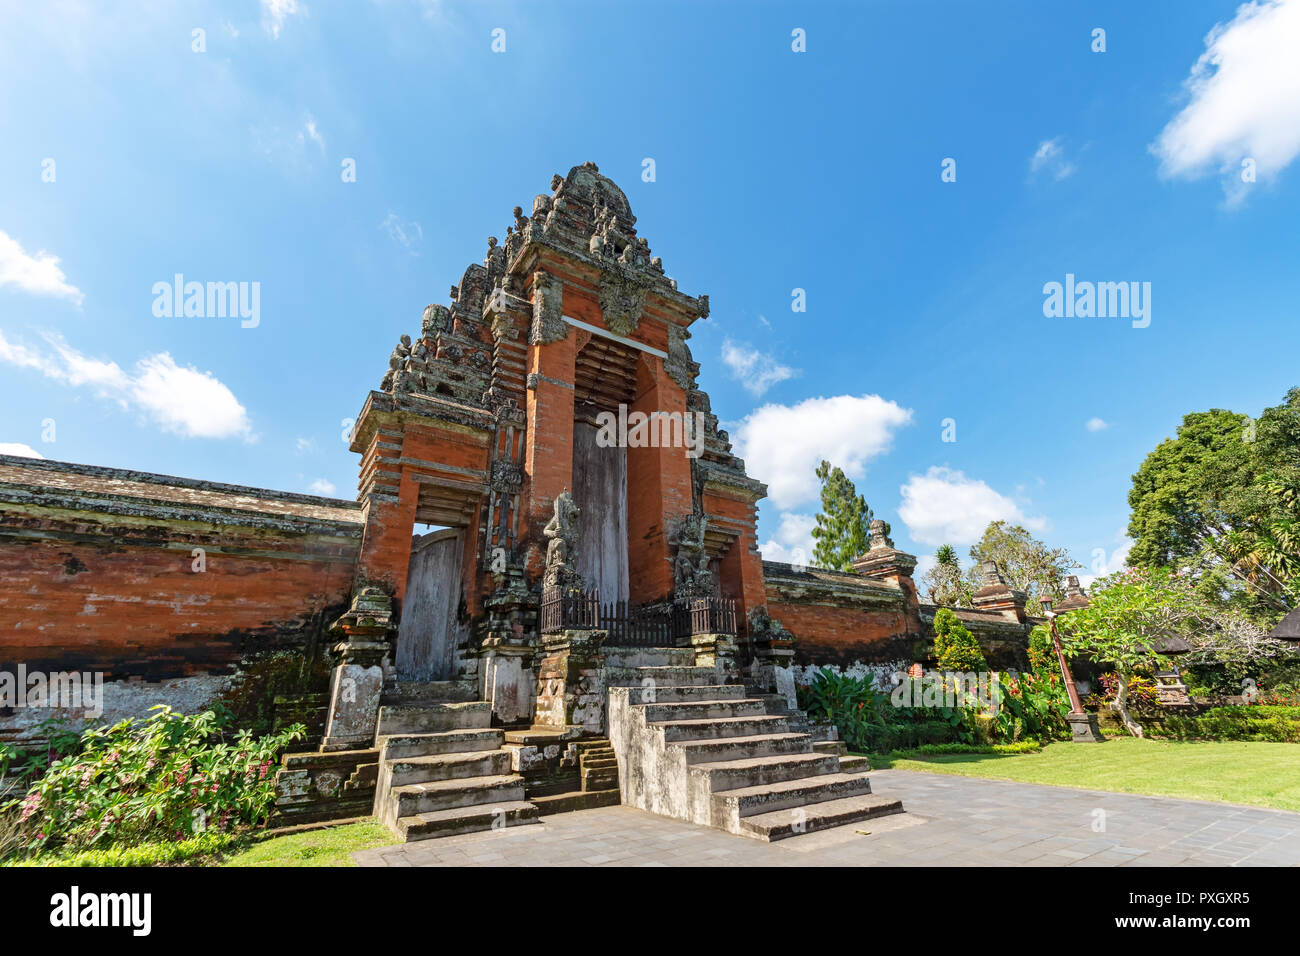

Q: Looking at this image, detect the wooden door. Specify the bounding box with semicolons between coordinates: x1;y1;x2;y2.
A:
395;528;462;681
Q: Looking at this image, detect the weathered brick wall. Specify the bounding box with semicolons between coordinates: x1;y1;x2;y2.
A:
0;455;363;743
764;561;1031;671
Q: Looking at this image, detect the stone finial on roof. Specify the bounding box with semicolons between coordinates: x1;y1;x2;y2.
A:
979;560;1006;587
869;518;894;550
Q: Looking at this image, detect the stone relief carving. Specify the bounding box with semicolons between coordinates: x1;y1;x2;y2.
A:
543;491;582;591
673;513;713;597
531;271;567;345
597;270;651;338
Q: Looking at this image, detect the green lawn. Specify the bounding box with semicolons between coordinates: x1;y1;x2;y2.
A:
875;738;1300;813
219;820;396;867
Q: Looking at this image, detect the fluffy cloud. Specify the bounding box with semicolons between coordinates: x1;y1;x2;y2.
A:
1030;137;1076;180
1085;417;1109;432
0;329;253;440
381;212;423;253
721;339;796;397
0;443;44;458
261;0;303;39
0;230;83;305
758;511;816;565
898;466;1046;547
730;394;913;511
307;478;337;496
1153;0;1300;202
1078;532;1133;588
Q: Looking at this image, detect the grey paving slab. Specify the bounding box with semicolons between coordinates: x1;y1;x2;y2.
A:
352;769;1300;867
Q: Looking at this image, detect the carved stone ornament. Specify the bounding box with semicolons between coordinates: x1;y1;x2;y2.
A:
597;269;651;338
531;271;567;345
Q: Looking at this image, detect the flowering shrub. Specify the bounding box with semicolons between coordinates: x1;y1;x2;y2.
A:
8;706;302;855
992;667;1071;742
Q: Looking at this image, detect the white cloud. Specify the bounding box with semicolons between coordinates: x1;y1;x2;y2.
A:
730;394;913;511
0;443;44;459
1153;0;1300;202
300;112;325;153
307;478;337;496
758;512;816;565
1078;532;1133;588
295;437;315;453
261;0;303;39
1030;137;1076;180
0;230;84;305
380;212;423;252
898;466;1047;547
0;329;253;440
1085;417;1109;432
721;339;796;397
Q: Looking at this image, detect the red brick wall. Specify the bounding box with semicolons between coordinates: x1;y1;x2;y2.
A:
0;515;359;679
768;598;917;667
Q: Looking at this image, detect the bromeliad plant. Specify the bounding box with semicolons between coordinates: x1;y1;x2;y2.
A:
8;706;303;856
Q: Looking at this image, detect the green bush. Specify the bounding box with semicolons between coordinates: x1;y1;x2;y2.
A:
1155;705;1300;742
901;740;1043;757
933;608;988;672
5;706;303;858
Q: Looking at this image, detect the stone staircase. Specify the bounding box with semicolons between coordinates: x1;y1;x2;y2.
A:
608;662;902;841
373;697;540;842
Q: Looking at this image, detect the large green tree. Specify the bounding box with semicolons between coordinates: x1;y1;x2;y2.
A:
1127;388;1300;624
964;521;1080;608
811;460;872;572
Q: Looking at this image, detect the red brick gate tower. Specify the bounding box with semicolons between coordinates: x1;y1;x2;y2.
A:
333;162;769;733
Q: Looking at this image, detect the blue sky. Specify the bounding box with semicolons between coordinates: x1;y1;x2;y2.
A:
2;0;1299;588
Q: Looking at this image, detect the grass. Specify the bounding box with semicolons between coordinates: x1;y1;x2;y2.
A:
5;819;396;867
872;737;1300;813
218;820;396;867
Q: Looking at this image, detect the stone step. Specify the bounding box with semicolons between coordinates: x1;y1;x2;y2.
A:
674;732;814;765
379;728;505;761
812;739;847;757
738;793;905;842
627;684;748;705
581;755;618;768
839;755;871;773
631;665;719;688
688;752;840;792
582;768;619;790
640;698;767;722
532;789;621;815
389;774;525;817
396;800;539;842
385;750;512;787
713;772;873;819
654;714;789;743
376;702;492;736
381;680;478;705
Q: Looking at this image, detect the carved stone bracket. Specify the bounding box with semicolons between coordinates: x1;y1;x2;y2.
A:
531;271;567;345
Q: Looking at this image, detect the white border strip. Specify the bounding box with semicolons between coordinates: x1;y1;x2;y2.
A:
562;315;667;359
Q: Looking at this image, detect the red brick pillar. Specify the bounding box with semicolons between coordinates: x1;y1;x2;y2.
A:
523;334;576;579
626;357;693;604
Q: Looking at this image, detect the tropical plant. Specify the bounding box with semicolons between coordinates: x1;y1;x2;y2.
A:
6;706;302;857
1057;568;1206;737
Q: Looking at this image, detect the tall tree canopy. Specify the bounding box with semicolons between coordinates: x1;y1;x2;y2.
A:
965;520;1080;608
811;460;872;572
922;543;970;606
1127;388;1300;624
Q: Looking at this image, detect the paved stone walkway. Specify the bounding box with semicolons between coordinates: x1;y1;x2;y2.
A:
352;769;1300;867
